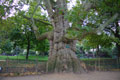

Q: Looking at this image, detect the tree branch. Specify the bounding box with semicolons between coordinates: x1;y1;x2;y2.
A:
22;15;52;26
65;13;119;43
78;32;96;41
39;3;46;10
36;31;53;40
97;13;119;33
14;3;52;26
30;0;47;41
30;0;53;41
31;0;41;18
31;18;53;41
104;27;115;35
43;0;54;17
55;31;96;43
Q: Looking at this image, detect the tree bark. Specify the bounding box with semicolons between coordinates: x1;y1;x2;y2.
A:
47;40;85;73
26;36;30;60
114;21;120;58
44;0;85;73
28;0;85;73
116;43;120;58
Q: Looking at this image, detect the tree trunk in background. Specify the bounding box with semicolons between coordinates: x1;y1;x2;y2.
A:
116;44;120;58
96;45;99;57
114;22;120;58
26;36;30;60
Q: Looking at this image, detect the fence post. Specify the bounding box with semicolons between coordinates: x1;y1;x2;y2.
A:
6;57;9;73
102;59;104;71
98;57;101;71
35;58;38;73
116;58;119;69
95;59;97;71
46;61;49;73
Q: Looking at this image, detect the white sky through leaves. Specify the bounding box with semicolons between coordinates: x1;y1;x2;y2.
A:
1;0;76;18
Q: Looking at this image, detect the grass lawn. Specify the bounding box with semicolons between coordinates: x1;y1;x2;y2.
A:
80;58;113;61
0;55;114;62
0;55;48;61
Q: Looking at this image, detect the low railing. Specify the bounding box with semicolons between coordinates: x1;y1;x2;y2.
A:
0;58;120;74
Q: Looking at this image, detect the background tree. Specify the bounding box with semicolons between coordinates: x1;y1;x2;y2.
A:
82;0;120;58
68;0;120;58
98;0;120;58
9;14;49;60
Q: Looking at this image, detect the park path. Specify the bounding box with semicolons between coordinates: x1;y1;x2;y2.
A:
1;71;120;80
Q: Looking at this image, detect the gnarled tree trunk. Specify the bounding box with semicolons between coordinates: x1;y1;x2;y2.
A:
48;39;85;73
44;0;85;73
32;0;85;73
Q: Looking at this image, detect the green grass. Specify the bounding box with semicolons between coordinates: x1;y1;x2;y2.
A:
80;58;113;61
0;55;48;61
0;55;114;62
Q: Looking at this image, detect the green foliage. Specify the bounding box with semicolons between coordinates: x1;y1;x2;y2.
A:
34;40;49;52
0;5;6;17
0;0;119;58
98;0;120;15
66;0;119;56
0;55;48;61
100;47;116;58
83;33;113;48
10;28;23;41
9;9;50;52
66;3;87;26
0;39;13;53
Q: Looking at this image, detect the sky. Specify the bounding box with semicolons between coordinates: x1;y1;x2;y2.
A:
40;0;76;16
68;0;76;10
1;0;76;18
1;0;29;18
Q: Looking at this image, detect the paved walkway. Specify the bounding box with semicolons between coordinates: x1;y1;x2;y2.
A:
1;71;120;80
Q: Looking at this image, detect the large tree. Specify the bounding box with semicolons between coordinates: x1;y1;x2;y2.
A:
25;0;119;73
0;0;119;73
30;0;87;73
99;0;120;58
85;0;120;58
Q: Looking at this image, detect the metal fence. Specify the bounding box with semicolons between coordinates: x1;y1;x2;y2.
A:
0;59;46;73
83;58;120;71
0;58;120;74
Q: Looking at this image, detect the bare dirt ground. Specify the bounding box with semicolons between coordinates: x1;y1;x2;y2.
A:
1;71;120;80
